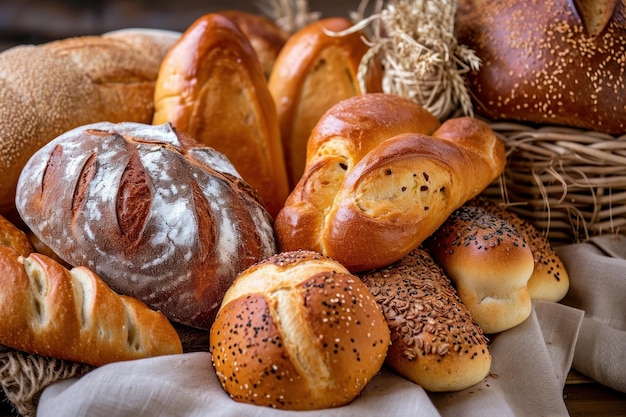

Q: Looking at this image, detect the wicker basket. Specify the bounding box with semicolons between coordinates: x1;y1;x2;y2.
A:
482;122;626;245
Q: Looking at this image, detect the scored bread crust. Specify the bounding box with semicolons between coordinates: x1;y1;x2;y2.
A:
427;204;534;334
275;93;506;272
0;30;180;216
210;250;390;410
0;246;182;367
152;13;289;218
15;121;277;330
359;246;492;392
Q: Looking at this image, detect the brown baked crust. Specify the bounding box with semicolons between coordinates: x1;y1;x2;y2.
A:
427;204;534;334
268;17;383;187
275;93;506;272
359;246;491;392
0;214;33;257
210;250;390;410
0;246;182;366
217;9;289;79
0;31;179;216
153;13;289;218
15;121;277;330
470;197;570;302
456;0;626;134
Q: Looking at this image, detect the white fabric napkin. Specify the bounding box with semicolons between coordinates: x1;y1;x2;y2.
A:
37;300;582;417
556;234;626;393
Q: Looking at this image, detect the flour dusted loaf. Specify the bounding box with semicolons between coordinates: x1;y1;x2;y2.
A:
359;246;491;392
0;246;182;366
15;122;276;330
0;29;180;216
456;0;625;134
275;93;506;272
210;250;390;410
153;13;289;218
427;204;534;333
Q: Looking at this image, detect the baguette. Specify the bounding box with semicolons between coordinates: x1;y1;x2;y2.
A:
275;93;506;272
0;214;33;257
0;246;182;367
0;29;179;216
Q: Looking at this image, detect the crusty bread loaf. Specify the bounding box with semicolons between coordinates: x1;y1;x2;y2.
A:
268;17;383;188
152;13;289;218
0;246;182;367
0;30;179;216
427;204;534;334
217;10;289;79
470;197;570;302
15;121;277;330
275;93;506;272
0;214;33;257
359;246;491;392
210;250;390;410
456;0;625;134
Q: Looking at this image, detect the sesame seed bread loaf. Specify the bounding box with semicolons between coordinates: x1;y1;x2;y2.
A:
210;250;390;410
152;13;289;218
0;245;182;367
359;246;491;392
268;17;383;188
427;204;534;334
0;29;180;216
275;93;506;273
15;121;277;330
470;197;570;302
456;0;626;134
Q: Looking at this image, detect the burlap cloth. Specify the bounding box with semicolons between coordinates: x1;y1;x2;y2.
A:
1;235;624;416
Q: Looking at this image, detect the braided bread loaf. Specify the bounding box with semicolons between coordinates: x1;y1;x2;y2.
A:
275;93;506;272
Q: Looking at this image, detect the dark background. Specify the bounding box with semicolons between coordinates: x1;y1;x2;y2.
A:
0;0;364;52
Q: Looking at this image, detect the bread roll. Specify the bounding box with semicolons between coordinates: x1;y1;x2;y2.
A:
217;9;289;79
359;246;491;392
0;246;182;366
0;214;33;257
275;93;506;272
210;250;390;410
15;121;276;330
268;17;383;187
152;13;289;218
0;30;179;216
456;0;625;134
470;197;570;302
427;204;534;334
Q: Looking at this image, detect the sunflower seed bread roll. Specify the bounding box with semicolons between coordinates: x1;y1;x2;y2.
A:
359;246;491;392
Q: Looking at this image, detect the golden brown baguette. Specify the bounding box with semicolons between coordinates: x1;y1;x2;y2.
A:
359;246;491;392
0;214;33;257
275;93;506;272
152;13;289;218
0;246;182;367
210;250;390;410
268;17;383;188
0;29;180;216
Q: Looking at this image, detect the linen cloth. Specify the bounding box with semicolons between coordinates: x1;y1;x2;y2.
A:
36;299;583;417
556;234;626;393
